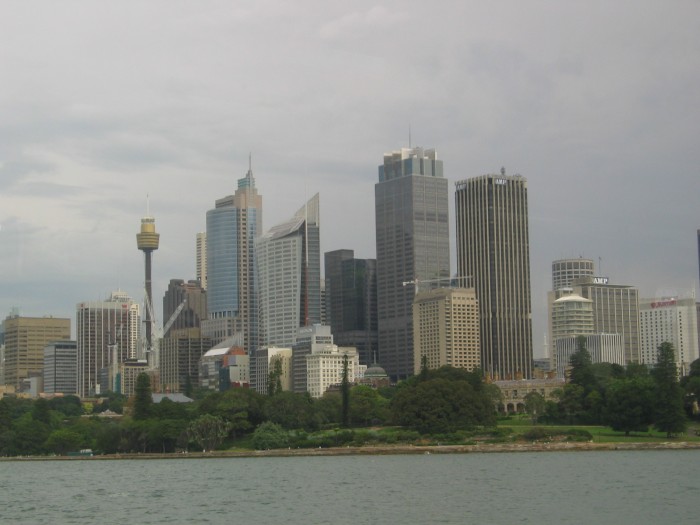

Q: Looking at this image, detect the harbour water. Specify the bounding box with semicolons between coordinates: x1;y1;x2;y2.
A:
1;450;697;524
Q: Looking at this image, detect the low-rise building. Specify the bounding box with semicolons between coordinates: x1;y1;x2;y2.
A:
554;333;624;378
253;347;293;395
493;379;565;414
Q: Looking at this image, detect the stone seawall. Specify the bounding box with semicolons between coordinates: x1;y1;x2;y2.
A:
4;440;700;461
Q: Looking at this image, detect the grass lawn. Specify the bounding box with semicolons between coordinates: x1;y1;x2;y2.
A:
498;416;700;443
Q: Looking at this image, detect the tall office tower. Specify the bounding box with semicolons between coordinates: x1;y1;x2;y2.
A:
412;287;480;374
162;279;207;337
43;340;78;395
375;147;449;380
2;315;71;389
196;232;207;290
257;193;321;348
571;277;641;365
455;169;533;380
204;163;262;353
76;291;140;397
324;249;378;366
639;297;699;373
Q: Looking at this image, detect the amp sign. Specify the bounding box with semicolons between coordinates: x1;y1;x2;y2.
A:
592;277;609;285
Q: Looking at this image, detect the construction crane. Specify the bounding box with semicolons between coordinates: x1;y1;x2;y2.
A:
402;275;472;295
143;295;187;369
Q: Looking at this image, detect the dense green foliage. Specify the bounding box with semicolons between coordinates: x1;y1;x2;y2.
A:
542;342;692;436
391;367;496;433
0;353;695;457
133;373;153;420
251;421;289;450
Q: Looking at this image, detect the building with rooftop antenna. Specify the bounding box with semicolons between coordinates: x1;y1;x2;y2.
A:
202;159;262;353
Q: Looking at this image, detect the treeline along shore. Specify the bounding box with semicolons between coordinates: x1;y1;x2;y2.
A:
2;344;700;458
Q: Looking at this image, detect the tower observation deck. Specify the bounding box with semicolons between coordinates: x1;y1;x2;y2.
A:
137;215;160;359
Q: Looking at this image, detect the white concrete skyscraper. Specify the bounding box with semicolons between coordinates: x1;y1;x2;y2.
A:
256;193;321;348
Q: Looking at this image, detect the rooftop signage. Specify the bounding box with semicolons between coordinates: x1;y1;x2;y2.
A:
592;277;609;285
651;299;676;308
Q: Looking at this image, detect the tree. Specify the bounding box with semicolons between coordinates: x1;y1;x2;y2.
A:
349;385;390;427
197;388;265;437
392;377;495;433
569;336;597;393
251;422;289;450
524;392;546;424
48;396;83;417
555;384;585;424
188;414;231;452
45;429;84;455
133;373;153;420
267;355;283;396
603;377;655;435
184;374;194;398
264;391;317;431
341;354;350;428
32;398;52;425
315;392;342;426
651;342;686;437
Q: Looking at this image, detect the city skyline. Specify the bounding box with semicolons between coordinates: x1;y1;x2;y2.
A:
1;2;699;359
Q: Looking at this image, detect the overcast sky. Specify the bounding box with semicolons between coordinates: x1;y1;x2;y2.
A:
1;1;698;357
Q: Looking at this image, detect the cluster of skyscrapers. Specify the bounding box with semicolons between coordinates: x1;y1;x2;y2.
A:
1;147;699;400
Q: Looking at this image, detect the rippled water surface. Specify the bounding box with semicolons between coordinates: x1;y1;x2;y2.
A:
1;451;697;524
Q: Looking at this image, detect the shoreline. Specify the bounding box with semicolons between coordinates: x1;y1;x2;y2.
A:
3;440;700;461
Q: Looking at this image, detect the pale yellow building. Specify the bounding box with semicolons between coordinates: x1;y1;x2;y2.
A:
2;315;71;389
412;287;480;375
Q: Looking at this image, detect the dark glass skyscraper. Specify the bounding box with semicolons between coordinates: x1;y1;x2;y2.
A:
375;147;450;380
324;249;378;366
455;170;533;380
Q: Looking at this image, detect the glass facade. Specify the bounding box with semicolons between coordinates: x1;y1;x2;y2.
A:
204;168;262;353
375;147;450;380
